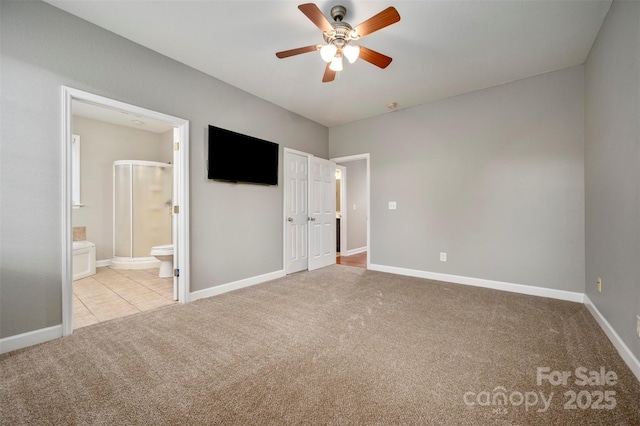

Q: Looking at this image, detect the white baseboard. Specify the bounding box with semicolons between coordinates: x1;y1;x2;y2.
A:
369;263;584;303
188;269;286;302
96;259;111;268
584;295;640;382
342;246;367;256
0;325;63;355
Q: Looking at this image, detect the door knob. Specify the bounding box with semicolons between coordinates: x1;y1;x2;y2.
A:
287;217;293;222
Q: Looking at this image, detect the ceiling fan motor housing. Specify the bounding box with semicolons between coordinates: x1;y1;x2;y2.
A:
324;5;358;50
323;20;356;48
330;5;347;21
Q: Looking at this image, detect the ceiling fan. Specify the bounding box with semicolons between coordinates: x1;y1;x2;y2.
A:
276;3;401;83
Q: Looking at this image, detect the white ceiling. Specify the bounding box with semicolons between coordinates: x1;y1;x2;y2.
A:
47;0;612;128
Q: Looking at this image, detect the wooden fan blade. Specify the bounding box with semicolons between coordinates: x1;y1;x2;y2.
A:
358;46;393;69
353;7;400;38
322;64;336;83
276;45;320;59
298;3;333;33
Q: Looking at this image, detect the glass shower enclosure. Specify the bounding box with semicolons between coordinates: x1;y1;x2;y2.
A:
111;160;172;269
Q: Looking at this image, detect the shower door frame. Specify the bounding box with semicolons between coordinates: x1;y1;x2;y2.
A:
112;160;174;264
61;86;190;336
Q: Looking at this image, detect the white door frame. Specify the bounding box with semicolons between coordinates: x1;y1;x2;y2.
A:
335;165;347;255
61;86;190;336
331;154;370;269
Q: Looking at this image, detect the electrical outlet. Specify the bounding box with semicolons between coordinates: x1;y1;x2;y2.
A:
597;277;602;293
440;252;447;262
388;201;397;210
637;315;640;338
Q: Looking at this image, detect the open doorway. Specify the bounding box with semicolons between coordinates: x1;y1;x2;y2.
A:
335;165;346;257
62;87;190;335
332;154;370;269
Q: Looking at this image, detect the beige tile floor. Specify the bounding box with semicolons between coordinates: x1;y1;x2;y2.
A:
73;266;175;330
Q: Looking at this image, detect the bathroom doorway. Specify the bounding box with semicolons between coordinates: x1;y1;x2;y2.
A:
62;87;190;335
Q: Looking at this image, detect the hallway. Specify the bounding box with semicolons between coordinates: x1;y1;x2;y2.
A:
336;251;367;269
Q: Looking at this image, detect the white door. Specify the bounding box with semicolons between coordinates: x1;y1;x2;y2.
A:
309;156;336;270
284;151;309;274
171;128;180;299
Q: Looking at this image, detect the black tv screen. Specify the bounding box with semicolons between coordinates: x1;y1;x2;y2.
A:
207;125;279;185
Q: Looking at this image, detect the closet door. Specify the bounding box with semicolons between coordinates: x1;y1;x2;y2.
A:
284;151;309;274
308;156;336;271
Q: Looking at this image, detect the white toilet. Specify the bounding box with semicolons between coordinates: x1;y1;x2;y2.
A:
150;244;173;278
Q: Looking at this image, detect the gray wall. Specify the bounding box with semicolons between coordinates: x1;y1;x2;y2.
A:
341;159;368;252
584;0;640;359
72;116;172;261
329;66;585;292
0;1;327;338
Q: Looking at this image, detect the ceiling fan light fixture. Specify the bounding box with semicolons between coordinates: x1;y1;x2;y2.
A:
275;3;401;82
320;44;337;62
329;56;343;72
343;45;360;63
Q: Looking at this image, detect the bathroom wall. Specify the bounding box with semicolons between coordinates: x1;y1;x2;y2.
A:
72;116;172;261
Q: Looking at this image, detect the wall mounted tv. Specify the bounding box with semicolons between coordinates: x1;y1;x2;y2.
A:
207;125;279;185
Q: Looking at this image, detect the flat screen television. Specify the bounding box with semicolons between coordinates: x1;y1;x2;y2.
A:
207;125;279;185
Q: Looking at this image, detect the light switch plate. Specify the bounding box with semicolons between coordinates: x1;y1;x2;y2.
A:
440;252;447;262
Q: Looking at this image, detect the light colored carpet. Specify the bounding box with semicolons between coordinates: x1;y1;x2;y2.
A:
1;265;639;424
